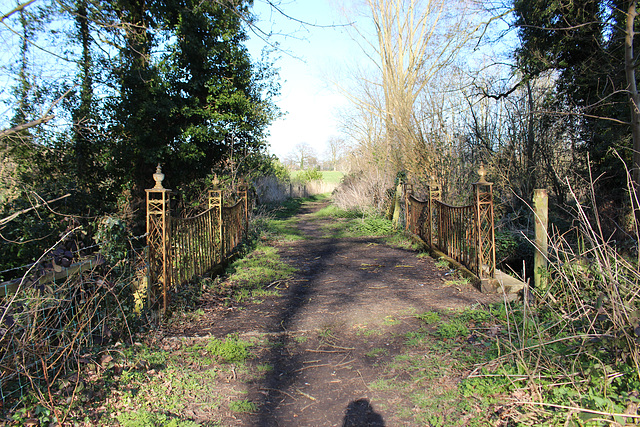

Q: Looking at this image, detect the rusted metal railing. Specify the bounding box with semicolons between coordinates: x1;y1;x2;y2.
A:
146;167;248;312
405;165;495;280
170;207;221;289
434;201;477;274
222;200;244;260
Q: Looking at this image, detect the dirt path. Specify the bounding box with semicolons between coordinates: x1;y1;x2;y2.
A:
161;199;503;426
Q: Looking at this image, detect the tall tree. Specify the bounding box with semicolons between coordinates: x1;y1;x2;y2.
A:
161;0;275;184
72;0;94;185
109;0;172;194
512;0;635;211
342;0;477;182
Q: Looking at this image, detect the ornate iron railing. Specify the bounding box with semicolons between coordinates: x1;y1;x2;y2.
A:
146;167;249;312
170;207;221;289
434;200;477;274
405;165;495;280
222;200;245;260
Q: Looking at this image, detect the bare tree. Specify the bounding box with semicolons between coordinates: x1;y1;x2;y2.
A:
288;142;317;170
326;136;345;171
339;0;479;179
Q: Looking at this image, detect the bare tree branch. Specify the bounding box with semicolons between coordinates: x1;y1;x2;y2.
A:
0;0;36;22
0;115;55;140
0;193;71;229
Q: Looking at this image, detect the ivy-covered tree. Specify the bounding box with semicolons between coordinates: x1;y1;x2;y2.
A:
512;0;636;211
160;0;277;185
106;0;277;203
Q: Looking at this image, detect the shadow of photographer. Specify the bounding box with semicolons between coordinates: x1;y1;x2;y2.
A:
342;398;385;427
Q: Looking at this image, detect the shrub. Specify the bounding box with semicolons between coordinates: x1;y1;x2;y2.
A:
294;168;323;183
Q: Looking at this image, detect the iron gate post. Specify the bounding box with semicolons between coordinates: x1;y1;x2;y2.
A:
209;177;224;262
426;175;441;248
472;164;495;279
146;165;172;313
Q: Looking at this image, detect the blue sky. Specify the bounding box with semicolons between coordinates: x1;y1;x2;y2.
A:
246;0;355;161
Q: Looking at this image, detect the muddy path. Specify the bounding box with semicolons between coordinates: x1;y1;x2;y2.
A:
159;198;504;426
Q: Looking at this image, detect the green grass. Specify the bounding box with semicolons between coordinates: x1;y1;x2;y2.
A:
206;335;253;363
416;311;441;324
116;409;201;427
313;204;397;239
225;245;296;296
365;347;388;358
228;399;258;413
289;170;344;184
319;171;344;184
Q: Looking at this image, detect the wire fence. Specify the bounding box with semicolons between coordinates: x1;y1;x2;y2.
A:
0;245;145;413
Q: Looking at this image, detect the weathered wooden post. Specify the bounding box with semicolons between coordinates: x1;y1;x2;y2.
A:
472;164;495;279
209;177;224;262
146;164;171;313
533;189;548;290
404;183;413;232
426;175;441;248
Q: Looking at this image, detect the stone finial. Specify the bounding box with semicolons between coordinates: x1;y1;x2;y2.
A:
212;174;220;189
477;163;489;184
153;164;165;189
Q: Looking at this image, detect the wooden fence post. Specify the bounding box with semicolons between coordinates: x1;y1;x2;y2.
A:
472;164;495;279
146;164;171;313
533;189;548;290
404;183;413;231
209;177;224;262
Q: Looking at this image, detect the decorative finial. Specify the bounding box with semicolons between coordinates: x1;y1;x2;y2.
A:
153;164;165;189
212;174;219;189
477;163;488;184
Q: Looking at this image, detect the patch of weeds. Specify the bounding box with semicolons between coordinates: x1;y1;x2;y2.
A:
404;330;430;347
270;340;285;349
349;216;395;236
396;405;413;419
318;327;333;338
252;288;280;298
416;311;440;324
435;258;449;269
443;277;470;287
369;378;398;391
116;409;201;427
267;217;304;241
382;315;400;326
228;399;258;413
458;372;512;401
293;335;308;343
455;307;491;324
234;288;251;303
412;388;468;426
255;363;273;372
206;335;252;363
383;233;420;250
365;347;388;358
354;324;380;337
313;204;361;219
123;343;167;367
436;319;469;339
227;245;296;291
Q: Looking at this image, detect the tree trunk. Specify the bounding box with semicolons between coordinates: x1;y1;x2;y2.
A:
625;1;640;230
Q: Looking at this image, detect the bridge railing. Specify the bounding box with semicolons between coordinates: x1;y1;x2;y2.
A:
405;165;495;280
147;166;248;312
